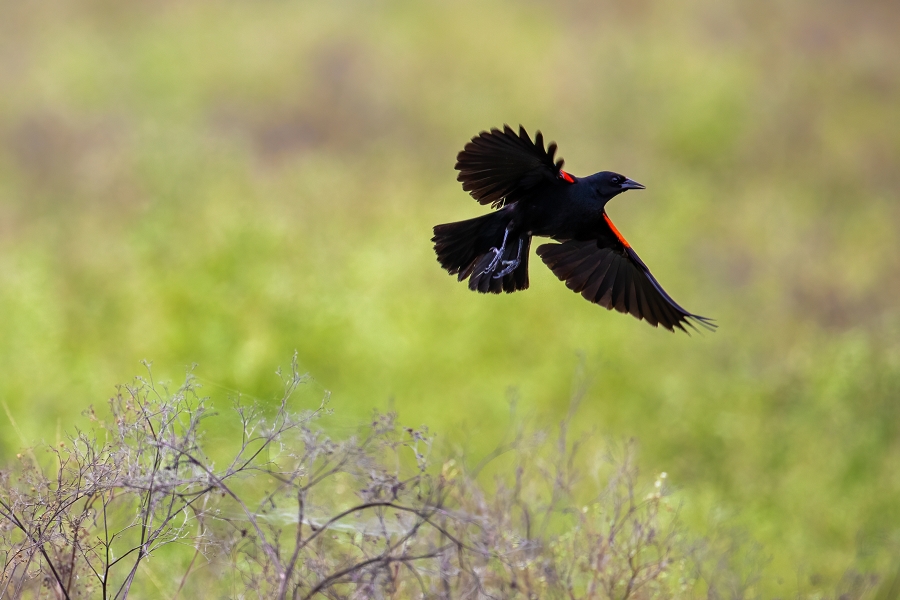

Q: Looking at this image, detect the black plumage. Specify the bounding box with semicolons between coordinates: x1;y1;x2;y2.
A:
432;125;715;333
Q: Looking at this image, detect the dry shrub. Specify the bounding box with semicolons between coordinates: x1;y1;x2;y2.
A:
0;356;882;599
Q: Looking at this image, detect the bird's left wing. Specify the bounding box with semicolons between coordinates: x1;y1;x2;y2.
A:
455;125;570;209
535;215;715;333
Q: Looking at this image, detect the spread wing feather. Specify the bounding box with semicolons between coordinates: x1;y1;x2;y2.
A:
455;125;566;209
536;234;716;334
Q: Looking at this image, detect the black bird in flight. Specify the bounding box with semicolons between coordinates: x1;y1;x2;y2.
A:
432;125;715;333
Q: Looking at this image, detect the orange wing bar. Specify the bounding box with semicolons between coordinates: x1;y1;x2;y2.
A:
603;213;631;248
559;170;575;184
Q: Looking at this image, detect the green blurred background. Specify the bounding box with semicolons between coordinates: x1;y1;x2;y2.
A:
1;0;898;594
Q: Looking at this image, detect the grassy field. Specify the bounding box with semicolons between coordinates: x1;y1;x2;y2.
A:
1;0;899;596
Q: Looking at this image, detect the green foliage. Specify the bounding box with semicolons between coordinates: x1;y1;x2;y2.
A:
1;0;899;596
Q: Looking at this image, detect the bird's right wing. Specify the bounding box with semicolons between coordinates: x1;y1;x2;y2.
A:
536;234;716;334
455;125;570;209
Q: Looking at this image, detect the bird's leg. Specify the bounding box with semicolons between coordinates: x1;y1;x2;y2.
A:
482;226;512;275
493;237;524;279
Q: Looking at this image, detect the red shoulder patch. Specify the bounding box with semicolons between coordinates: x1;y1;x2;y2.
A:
559;170;575;184
603;213;631;248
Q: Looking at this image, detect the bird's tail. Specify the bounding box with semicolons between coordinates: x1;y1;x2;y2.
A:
432;210;531;293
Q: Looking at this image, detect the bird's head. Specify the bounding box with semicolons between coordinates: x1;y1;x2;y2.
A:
587;171;645;201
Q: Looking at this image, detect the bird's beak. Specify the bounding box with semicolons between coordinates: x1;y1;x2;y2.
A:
621;179;645;190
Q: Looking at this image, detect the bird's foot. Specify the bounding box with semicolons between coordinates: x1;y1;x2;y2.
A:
492;238;524;279
481;227;512;275
483;247;503;274
493;259;519;278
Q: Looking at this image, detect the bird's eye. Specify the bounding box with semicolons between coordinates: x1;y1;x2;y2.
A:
611;176;622;185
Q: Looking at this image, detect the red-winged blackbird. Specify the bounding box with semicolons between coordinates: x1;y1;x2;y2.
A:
432;125;715;333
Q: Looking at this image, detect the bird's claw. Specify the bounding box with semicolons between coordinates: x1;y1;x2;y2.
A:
483;247;503;274
491;237;524;279
481;227;512;276
493;258;520;279
480;226;524;279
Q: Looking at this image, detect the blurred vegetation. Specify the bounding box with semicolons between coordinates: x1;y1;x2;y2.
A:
0;0;898;595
